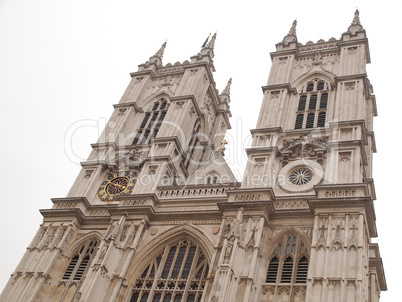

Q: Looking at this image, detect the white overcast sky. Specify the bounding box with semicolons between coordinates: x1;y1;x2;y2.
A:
0;0;400;300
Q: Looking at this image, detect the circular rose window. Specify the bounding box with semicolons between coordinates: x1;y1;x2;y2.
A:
277;159;324;193
289;167;313;185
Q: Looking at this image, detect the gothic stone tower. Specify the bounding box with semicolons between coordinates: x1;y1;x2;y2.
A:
1;11;386;302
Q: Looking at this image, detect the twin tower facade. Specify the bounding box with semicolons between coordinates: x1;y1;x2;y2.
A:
1;10;386;302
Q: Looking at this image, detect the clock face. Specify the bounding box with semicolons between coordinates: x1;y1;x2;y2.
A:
98;171;136;201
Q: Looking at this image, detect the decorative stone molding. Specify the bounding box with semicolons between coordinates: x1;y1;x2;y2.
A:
325;190;355;197
118;108;127;116
122;199;146;206
113;148;148;172
89;210;109;216
157;186;233;199
189;69;199;76
273;200;309;211
84;169;94;179
155;67;184;74
298;42;338;54
158;206;219;212
280;135;328;164
55;202;77;209
233;194;261;202
175;101;185;109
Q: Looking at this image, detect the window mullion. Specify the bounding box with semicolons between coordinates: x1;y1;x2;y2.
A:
70;242;87;281
177;243;191;279
167;243;182;279
147;245;170;301
181;246;200;301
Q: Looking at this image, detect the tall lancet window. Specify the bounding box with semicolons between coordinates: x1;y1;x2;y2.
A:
62;239;99;282
295;80;329;129
132;99;170;145
266;233;309;286
183;119;201;170
130;239;209;302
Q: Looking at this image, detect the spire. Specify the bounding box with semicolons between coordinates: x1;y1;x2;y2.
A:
288;20;297;36
282;20;298;44
222;78;232;96
194;32;217;64
152;41;166;60
347;9;364;34
206;32;217;50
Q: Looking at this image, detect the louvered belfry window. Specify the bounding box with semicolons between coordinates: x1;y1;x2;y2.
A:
295;80;328;129
132;99;169;145
62;240;99;281
131;240;209;302
266;234;309;285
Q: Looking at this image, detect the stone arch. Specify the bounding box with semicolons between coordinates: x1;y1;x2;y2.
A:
63;231;103;256
140;90;174;112
126;223;214;282
292;70;335;93
124;224;214;301
267;227;312;256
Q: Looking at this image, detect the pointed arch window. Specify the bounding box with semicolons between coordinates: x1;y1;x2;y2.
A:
133;99;170;145
62;239;99;281
295;80;329;129
266;233;309;286
131;239;209;302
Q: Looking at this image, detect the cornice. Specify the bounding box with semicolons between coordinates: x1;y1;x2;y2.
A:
129;69;154;78
170;94;203;118
245;146;279;156
113;102;144;113
368;243;387;291
90;142;117;151
80;160;107;168
151;136;185;155
269;49;298;60
369;257;387;291
262;83;297;95
250;127;283;136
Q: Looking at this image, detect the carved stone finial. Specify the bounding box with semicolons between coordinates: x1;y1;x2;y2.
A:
352;9;360;25
152;41;167;60
221;78;232;96
288;20;297;36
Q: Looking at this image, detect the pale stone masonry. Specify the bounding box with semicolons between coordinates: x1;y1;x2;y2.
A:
1;10;386;302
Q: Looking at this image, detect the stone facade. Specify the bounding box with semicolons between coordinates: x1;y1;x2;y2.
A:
0;10;386;302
